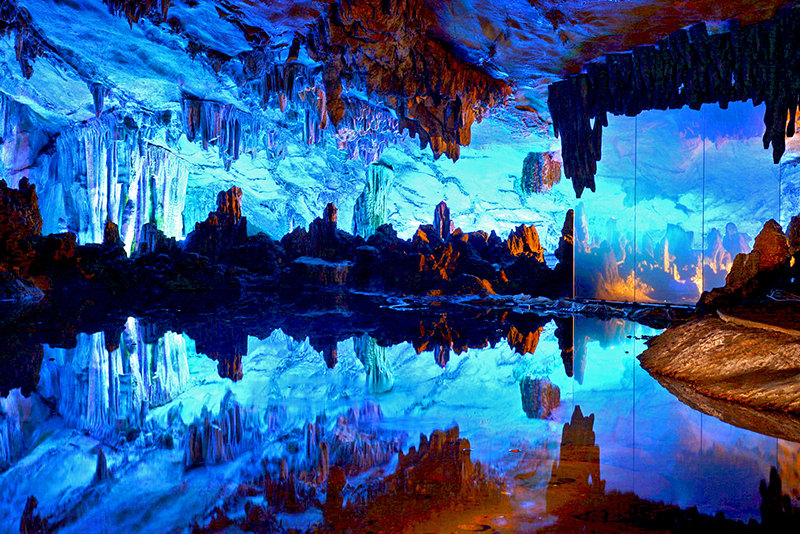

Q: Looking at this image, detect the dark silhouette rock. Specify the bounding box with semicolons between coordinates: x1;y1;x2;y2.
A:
20;495;49;534
102;219;122;248
0;178;42;276
786;215;800;256
94;447;110;483
323;466;346;526
185;186;248;262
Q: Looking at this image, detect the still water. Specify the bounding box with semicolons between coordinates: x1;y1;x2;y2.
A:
1;314;797;532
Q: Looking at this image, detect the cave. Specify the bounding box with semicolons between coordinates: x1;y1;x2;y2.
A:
2;0;800;532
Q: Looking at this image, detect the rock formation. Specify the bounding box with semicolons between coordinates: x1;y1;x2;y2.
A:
700;218;794;308
185;186;248;262
519;152;562;195
0;178;42;276
549;7;800;196
433;201;452;240
519;376;561;419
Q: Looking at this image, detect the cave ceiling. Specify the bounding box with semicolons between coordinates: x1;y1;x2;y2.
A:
0;0;788;164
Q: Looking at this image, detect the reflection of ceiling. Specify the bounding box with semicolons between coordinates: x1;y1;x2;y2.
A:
0;0;788;170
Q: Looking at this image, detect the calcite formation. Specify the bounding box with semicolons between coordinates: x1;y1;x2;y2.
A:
351;162;394;239
307;0;510;161
519;152;562;195
185;186;248;262
519;376;561;419
549;6;800;196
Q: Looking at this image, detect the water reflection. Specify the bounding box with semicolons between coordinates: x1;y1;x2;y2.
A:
2;312;800;532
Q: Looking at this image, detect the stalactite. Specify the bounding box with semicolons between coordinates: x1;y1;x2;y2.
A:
1;111;190;252
181;95;264;170
0;0;45;79
104;0;171;26
352;162;394;238
334;97;404;164
89;83;105;118
549;5;800;197
307;0;510;162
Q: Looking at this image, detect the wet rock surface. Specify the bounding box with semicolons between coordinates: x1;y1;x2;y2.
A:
640;317;800;415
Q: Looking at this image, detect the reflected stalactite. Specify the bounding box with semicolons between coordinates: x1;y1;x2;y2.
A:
354;334;394;394
37;318;190;438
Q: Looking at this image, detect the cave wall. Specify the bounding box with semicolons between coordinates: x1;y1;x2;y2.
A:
574;101;800;304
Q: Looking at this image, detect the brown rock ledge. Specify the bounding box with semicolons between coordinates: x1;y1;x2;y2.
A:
639;317;800;416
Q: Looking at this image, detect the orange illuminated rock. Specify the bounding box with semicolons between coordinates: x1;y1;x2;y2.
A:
506;224;544;262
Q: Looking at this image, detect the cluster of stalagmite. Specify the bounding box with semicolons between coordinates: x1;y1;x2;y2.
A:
549;6;800;197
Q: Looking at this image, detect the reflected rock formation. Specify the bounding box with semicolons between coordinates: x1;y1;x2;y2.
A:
354;334;394;394
519;376;561;419
547;406;604;517
518;151;562;196
323;426;507;533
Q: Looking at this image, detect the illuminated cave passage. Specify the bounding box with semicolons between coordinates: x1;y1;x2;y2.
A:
1;0;800;532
